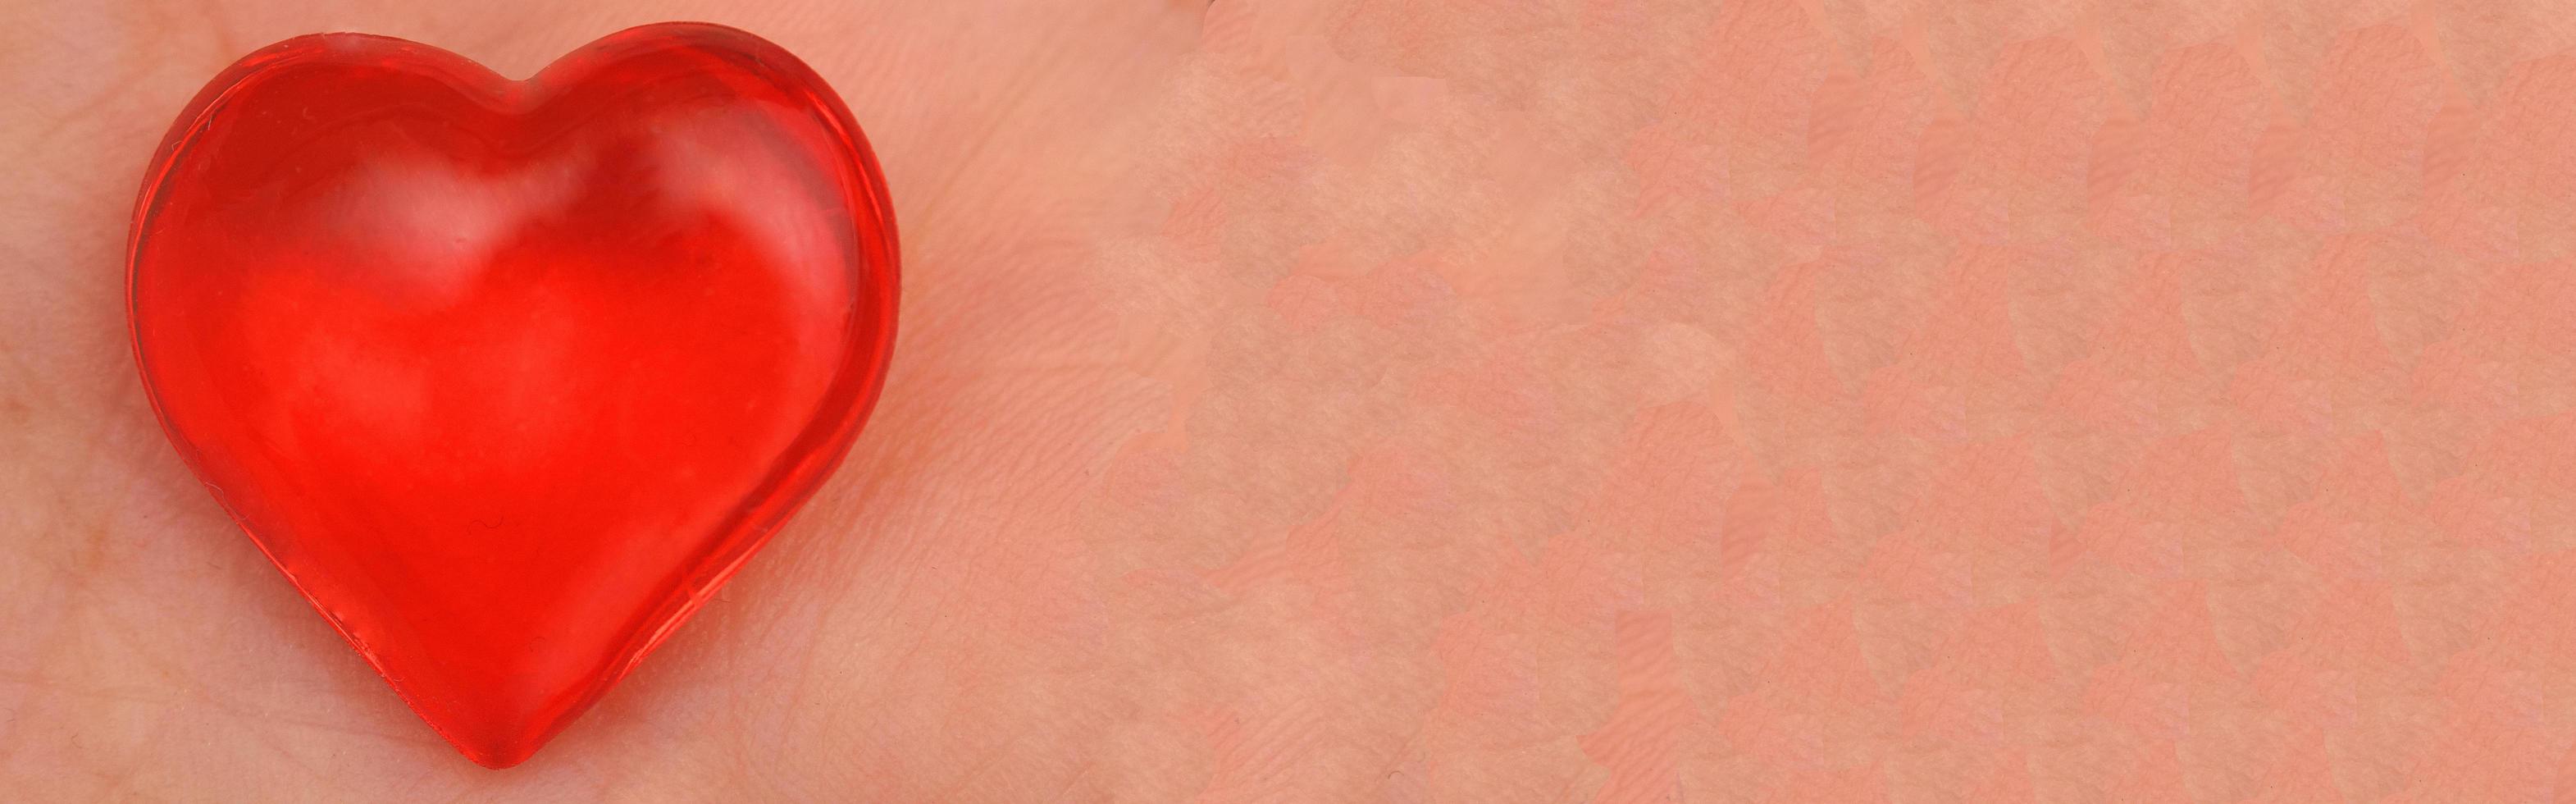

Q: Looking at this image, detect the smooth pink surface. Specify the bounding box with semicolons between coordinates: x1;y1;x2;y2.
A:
126;24;897;768
16;0;2576;798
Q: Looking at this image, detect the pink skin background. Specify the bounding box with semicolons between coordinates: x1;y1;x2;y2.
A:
2;0;2569;800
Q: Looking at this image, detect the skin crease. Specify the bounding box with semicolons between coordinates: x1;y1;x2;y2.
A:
18;0;2576;802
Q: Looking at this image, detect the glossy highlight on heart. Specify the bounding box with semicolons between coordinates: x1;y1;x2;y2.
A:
125;23;898;768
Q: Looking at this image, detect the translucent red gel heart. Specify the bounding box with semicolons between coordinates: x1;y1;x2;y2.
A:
126;23;897;768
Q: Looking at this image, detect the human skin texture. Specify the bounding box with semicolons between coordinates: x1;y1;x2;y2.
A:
6;0;2576;800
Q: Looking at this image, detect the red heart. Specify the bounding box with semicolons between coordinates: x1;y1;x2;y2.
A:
125;23;897;768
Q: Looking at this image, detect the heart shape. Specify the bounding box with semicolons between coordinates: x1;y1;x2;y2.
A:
125;23;898;768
